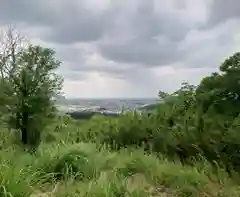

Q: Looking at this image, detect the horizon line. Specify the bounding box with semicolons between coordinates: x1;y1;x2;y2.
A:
64;97;159;100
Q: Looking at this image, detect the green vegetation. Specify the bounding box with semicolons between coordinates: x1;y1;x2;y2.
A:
0;28;62;149
1;27;240;196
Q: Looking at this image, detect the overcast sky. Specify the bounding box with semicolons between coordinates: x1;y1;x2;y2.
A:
0;0;240;98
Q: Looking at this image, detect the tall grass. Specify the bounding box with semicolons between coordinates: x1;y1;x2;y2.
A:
0;140;239;197
61;112;240;174
0;110;240;196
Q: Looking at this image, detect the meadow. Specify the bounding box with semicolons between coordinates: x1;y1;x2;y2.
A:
1;110;240;197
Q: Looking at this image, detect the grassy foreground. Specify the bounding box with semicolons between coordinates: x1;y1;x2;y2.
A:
0;116;240;197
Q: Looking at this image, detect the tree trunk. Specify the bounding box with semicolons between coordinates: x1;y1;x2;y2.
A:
21;111;28;145
21;127;28;144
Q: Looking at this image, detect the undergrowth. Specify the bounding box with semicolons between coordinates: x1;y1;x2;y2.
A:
0;140;239;197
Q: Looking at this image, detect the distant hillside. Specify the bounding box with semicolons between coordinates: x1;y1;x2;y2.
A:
55;98;158;113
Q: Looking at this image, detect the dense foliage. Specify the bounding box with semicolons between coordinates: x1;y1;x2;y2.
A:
0;29;63;148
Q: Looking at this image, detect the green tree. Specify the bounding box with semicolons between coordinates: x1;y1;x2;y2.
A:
157;82;197;127
4;45;63;147
196;52;240;116
0;27;23;127
158;82;196;115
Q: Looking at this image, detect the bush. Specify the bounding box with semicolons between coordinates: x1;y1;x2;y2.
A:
40;149;95;181
53;150;89;180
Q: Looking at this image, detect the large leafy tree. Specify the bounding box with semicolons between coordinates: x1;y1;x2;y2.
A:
0;28;63;148
7;45;63;147
196;52;240;116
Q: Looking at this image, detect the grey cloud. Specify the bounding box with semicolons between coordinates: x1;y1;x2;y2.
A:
1;1;193;43
0;0;107;43
44;23;104;44
42;5;107;44
98;0;239;67
95;0;193;66
98;37;183;66
0;1;56;26
44;0;191;45
171;0;188;10
61;70;88;81
182;19;239;69
55;45;88;64
65;56;132;78
120;0;190;42
1;0;240;74
206;0;240;27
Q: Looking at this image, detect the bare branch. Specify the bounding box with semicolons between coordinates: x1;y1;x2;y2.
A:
0;25;26;79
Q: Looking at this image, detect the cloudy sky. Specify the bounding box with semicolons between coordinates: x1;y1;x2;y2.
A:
0;0;240;98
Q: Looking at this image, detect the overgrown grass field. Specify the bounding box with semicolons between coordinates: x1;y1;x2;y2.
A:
1;112;240;197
